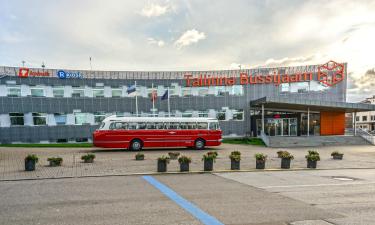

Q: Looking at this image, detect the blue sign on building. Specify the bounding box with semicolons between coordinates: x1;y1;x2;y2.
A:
57;70;83;79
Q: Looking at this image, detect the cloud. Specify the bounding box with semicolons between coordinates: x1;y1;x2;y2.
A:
174;29;206;49
140;3;170;18
147;38;165;47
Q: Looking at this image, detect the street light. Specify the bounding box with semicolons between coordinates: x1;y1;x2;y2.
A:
22;60;26;67
41;62;45;71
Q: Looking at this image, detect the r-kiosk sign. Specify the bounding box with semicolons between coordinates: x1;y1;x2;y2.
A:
56;70;83;79
184;60;345;87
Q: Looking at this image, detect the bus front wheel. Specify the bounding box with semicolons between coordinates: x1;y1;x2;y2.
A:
130;139;143;151
194;139;205;150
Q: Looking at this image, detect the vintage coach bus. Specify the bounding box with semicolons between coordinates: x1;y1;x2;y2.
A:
93;116;222;150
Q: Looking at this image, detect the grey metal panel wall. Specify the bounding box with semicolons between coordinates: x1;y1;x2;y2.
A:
0;66;347;143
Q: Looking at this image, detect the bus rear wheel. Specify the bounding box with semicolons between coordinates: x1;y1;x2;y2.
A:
130;139;142;151
194;139;205;150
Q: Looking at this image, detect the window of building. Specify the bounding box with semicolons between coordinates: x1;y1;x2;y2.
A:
182;87;192;97
32;113;47;125
72;88;85;97
231;85;244;96
112;88;122;97
54;113;67;125
217;110;226;121
9;113;24;125
363;116;367;121
216;86;227;96
356;116;360;121
7;85;21;97
280;83;290;92
93;88;104;98
53;86;64;97
290;82;309;93
233;109;244;121
74;113;88;125
94;112;106;124
198;87;209;96
182;111;193;117
198;111;208;117
30;87;45;97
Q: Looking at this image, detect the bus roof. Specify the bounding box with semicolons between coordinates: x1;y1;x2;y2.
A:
102;116;219;123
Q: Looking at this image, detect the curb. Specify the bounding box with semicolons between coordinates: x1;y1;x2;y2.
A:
2;167;375;182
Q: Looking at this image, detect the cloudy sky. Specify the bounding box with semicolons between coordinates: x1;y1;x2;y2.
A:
1;0;375;101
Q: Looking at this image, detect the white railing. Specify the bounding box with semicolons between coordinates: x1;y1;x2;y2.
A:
260;131;270;147
356;128;375;145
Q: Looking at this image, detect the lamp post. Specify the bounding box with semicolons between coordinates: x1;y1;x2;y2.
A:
22;60;26;67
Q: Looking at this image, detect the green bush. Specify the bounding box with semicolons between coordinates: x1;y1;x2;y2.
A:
305;154;320;161
307;150;319;156
331;151;343;156
254;153;267;161
158;155;170;163
202;153;216;162
280;151;294;160
81;153;96;161
47;157;63;164
25;154;39;163
230;151;241;156
207;151;218;158
178;155;192;164
229;154;241;162
277;150;286;158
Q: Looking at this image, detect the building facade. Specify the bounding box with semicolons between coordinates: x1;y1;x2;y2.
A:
355;96;375;132
0;61;373;144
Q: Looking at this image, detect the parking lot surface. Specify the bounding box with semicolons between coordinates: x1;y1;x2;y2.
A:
1;144;375;180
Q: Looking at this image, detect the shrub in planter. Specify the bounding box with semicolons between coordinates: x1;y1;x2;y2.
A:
254;153;267;169
280;151;294;169
168;152;180;160
207;151;218;158
25;154;39;171
277;150;286;158
157;156;170;172
178;155;192;172
202;153;216;171
331;151;344;160
135;153;144;160
47;157;63;167
305;154;320;168
229;153;241;170
81;153;96;163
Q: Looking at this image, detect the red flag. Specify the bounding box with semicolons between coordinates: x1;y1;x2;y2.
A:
151;90;157;102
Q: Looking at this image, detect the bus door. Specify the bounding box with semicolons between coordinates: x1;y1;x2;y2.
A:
142;122;166;148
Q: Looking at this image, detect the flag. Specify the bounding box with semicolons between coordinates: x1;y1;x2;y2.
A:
161;90;168;100
127;85;136;94
151;90;157;102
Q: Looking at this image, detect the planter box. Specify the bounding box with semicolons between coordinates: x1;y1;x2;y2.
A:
157;160;167;172
204;159;214;171
83;158;94;163
135;155;144;161
180;162;190;172
25;160;36;171
256;160;266;169
307;160;317;168
332;154;343;160
231;159;240;170
281;158;291;169
49;161;62;167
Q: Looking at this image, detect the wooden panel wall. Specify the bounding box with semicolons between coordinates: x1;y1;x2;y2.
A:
320;111;345;135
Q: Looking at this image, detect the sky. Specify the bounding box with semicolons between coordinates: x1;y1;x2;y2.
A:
1;0;375;102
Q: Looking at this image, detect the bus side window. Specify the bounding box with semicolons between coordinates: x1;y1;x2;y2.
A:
155;122;164;129
209;122;219;130
180;122;188;129
197;122;208;130
146;122;156;129
169;122;180;129
128;122;137;130
109;122;116;130
138;122;147;129
187;122;197;129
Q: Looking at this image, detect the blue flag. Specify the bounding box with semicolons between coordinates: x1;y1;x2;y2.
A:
161;90;168;100
127;85;136;94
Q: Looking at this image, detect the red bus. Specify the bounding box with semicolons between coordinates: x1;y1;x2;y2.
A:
93;116;222;150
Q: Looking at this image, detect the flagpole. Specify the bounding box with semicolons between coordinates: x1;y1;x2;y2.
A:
167;87;171;117
135;81;138;117
152;83;155;117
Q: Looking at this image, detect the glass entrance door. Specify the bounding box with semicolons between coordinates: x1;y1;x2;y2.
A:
259;118;298;136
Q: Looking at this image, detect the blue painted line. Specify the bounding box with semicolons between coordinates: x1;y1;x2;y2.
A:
142;175;224;225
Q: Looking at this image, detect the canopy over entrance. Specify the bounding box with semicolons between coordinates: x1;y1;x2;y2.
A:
250;96;375;112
